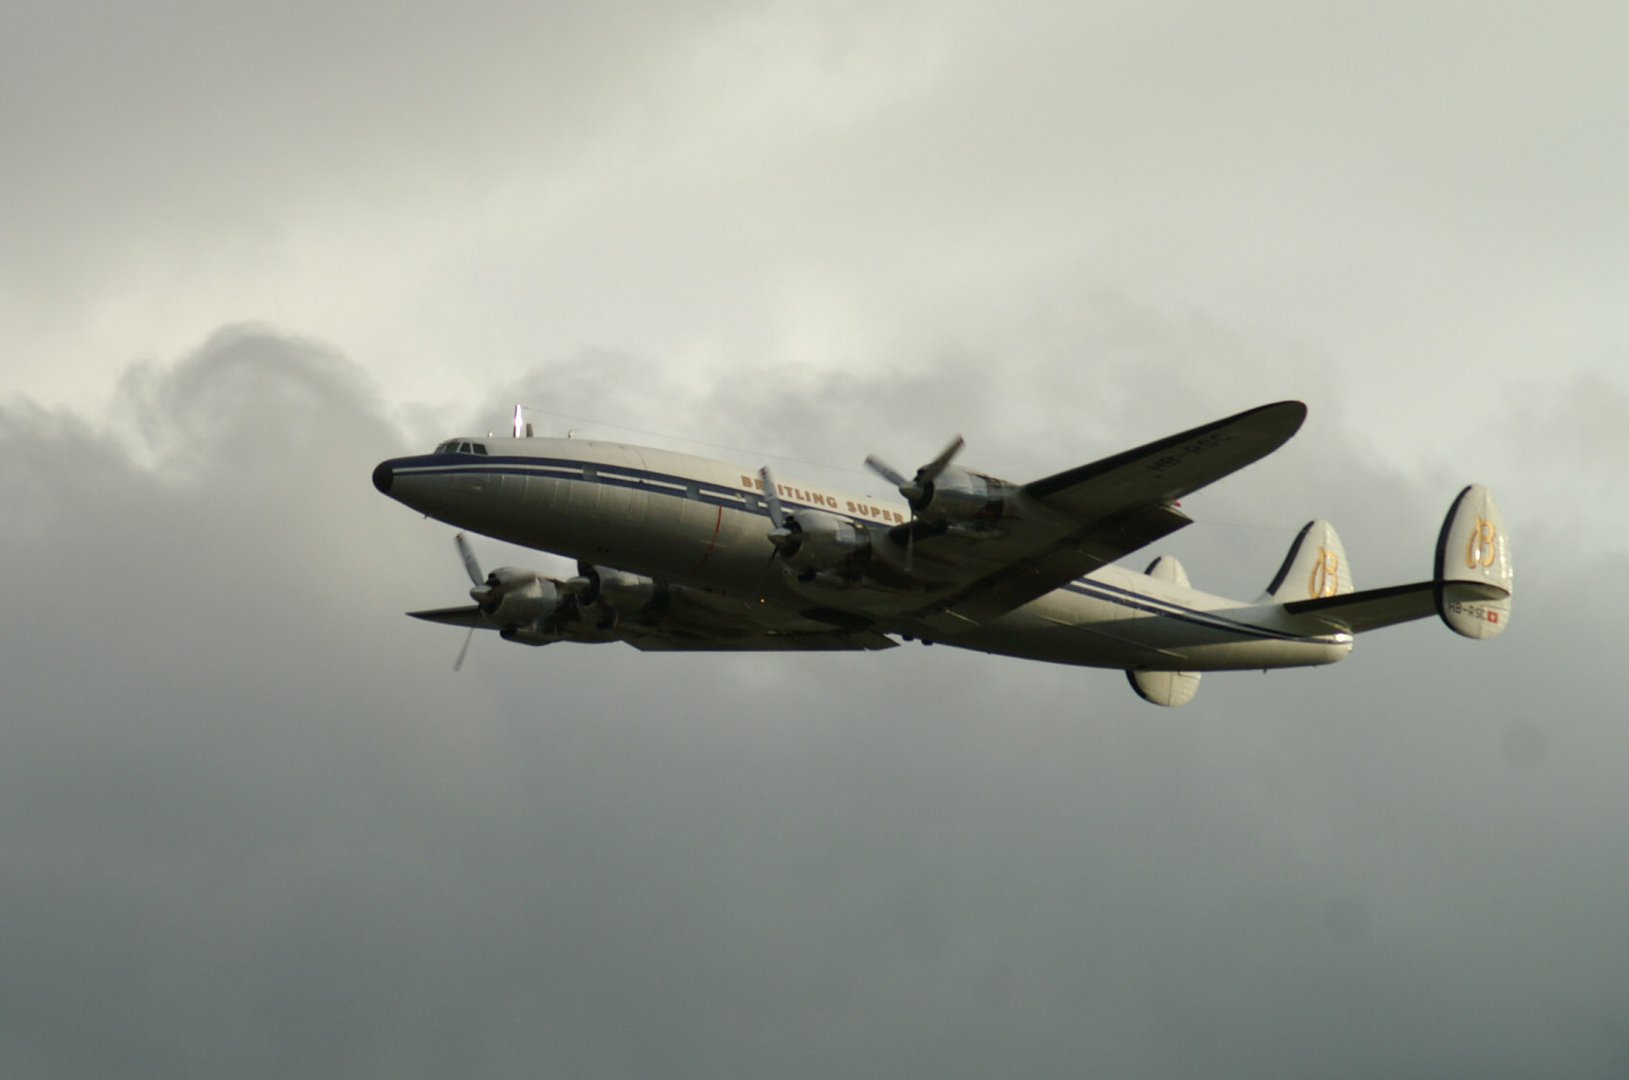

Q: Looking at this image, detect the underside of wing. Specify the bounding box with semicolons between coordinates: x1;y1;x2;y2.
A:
623;628;899;652
406;603;898;652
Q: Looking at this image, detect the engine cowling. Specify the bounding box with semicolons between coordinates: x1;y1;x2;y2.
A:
913;466;1011;524
578;564;665;615
780;509;871;573
474;568;563;627
501;623;563;647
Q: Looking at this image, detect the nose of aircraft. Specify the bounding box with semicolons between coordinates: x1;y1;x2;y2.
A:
372;459;394;495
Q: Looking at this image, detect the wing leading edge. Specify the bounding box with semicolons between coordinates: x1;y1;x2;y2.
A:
408;606;898;651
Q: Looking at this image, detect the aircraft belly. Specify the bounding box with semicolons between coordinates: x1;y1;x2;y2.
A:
942;584;1349;672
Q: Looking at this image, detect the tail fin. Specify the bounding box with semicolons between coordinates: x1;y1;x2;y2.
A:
1128;554;1201;706
1434;484;1513;639
1264;520;1353;602
1279;485;1513;638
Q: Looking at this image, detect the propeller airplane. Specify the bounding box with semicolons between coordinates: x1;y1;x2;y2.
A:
371;401;1511;706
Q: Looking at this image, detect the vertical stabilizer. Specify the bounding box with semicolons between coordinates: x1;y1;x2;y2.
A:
1129;554;1201;705
1127;669;1201;707
1265;520;1353;602
1144;553;1191;588
1435;484;1512;639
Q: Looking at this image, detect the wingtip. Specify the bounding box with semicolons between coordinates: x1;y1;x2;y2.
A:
1255;399;1308;439
1267;399;1308;421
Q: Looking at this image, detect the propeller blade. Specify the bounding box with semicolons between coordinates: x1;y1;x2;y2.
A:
867;436;962;504
453;625;475;671
758;466;800;554
866;436;963;571
455;533;483;587
758;467;787;529
864;455;910;489
918;435;965;484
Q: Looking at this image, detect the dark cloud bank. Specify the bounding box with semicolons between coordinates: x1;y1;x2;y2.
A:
1;328;1624;1078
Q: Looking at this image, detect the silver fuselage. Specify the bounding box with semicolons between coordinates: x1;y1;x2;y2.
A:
375;437;1352;672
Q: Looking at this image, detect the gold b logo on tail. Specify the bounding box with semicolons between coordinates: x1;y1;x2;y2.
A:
1309;547;1340;598
1466;517;1498;570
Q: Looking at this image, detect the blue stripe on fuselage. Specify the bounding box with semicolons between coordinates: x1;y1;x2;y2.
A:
390;454;875;527
394;453;1329;645
1058;578;1311;643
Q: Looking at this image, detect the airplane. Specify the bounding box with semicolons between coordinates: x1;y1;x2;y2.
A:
370;401;1512;706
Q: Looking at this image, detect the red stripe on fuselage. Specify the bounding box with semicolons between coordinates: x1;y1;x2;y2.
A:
687;506;725;575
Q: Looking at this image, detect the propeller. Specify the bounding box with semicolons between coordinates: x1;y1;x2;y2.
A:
864;434;964;510
451;533;588;666
453;624;475;672
863;435;964;570
457;532;484;589
452;533;483;670
758;466;799;556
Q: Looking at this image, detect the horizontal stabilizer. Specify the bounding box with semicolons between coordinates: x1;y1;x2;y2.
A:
1284;581;1435;633
1284;577;1513;635
1144;553;1191;588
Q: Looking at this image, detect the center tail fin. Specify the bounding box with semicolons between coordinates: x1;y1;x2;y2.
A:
1126;554;1202;706
1263;520;1353;602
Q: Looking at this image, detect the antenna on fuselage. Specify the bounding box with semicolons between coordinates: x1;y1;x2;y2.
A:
512;404;534;438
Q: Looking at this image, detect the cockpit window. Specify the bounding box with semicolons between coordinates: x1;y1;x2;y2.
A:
435;441;455;454
471;443;488;455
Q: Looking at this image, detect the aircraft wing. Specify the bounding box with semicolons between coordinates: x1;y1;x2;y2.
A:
905;401;1307;632
409;605;898;651
408;606;490;628
624;628;898;651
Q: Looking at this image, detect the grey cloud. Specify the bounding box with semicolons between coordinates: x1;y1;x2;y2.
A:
1;3;1622;1072
485;299;1426;600
11;0;1625;441
1;327;1622;1077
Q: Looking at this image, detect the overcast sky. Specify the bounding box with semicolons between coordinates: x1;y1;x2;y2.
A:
3;2;1626;1077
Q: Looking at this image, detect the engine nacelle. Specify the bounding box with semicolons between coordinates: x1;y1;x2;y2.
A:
783;509;871;573
500;624;563;647
578;564;666;615
916;466;1011;524
478;568;563;627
